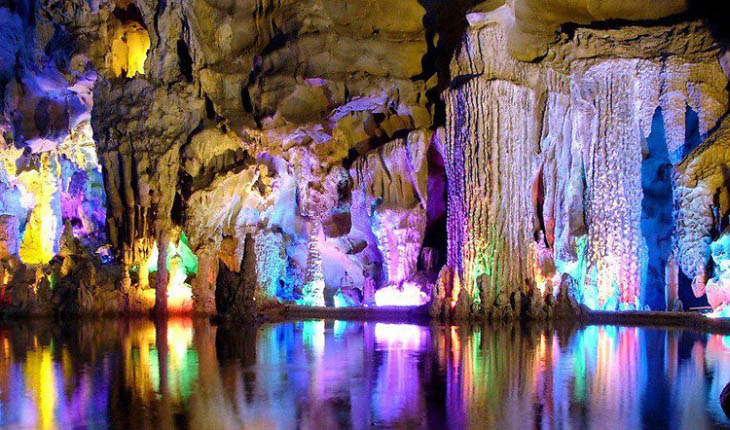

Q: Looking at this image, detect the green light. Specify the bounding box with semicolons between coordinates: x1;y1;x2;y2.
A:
146;231;198;276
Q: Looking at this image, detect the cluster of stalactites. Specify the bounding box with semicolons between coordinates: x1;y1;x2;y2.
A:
438;15;730;319
0;122;107;267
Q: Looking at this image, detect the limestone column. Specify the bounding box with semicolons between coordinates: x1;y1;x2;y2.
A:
192;246;218;315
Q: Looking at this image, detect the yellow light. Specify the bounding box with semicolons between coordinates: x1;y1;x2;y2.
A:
18;154;59;265
110;21;150;78
25;347;57;430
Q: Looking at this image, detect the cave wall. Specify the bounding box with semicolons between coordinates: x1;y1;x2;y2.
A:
2;0;730;318
443;5;730;317
1;0;114;315
1;0;447;315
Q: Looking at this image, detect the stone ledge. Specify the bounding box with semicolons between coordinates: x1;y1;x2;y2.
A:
583;310;730;333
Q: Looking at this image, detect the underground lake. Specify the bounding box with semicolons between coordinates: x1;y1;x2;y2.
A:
5;1;730;428
2;318;730;430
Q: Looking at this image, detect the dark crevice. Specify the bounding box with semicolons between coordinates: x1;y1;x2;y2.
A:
153;0;167;39
204;94;216;120
532;163;548;245
113;3;146;28
259;30;296;57
342;148;360;170
561;11;708;34
640;107;673;310
170;189;184;226
675;105;702;162
421;145;448;273
241;84;254;114
241;56;263;127
176;39;193;82
416;0;483;129
449;73;481;90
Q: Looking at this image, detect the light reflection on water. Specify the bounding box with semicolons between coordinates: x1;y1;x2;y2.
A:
1;319;730;429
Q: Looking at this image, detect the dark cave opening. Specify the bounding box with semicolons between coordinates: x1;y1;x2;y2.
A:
176;39;193;83
215;234;257;318
678;269;711;310
421;144;448;274
675;105;702;162
112;2;145;27
640;107;673;310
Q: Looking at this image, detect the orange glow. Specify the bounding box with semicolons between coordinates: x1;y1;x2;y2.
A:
139;258;194;314
451;273;461;309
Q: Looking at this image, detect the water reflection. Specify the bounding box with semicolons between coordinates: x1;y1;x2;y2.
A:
2;319;730;429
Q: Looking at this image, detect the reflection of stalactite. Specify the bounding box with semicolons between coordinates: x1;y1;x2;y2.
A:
441;324;551;428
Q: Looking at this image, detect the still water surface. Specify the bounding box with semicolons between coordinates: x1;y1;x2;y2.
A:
1;318;730;429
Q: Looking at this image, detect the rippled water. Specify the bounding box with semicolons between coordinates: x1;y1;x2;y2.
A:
1;318;730;430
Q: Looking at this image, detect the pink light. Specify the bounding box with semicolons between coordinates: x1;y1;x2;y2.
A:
374;282;429;307
374;323;429;349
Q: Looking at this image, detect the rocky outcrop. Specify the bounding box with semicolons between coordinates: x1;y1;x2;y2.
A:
443;5;728;318
493;0;689;61
2;0;730;320
351;130;430;285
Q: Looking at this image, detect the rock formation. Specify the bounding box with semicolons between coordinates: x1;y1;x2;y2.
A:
444;4;729;318
2;0;730;320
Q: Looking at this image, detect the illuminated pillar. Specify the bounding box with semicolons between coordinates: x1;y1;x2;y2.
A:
155;228;178;315
191;247;217;314
300;222;325;307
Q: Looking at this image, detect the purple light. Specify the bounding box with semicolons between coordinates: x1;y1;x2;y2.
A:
374;282;429;307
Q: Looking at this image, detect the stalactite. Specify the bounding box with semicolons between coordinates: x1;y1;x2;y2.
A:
444;11;729;316
300;222;325;307
445;77;540;318
191;246;218;314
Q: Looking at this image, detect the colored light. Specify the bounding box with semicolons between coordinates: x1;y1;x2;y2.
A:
17;155;60;265
374;323;428;348
110;21;149;77
374;282;429;307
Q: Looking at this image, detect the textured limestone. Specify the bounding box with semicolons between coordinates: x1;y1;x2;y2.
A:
675;115;730;283
444;6;729;318
351;130;430;286
3;0;730;319
471;0;689;61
